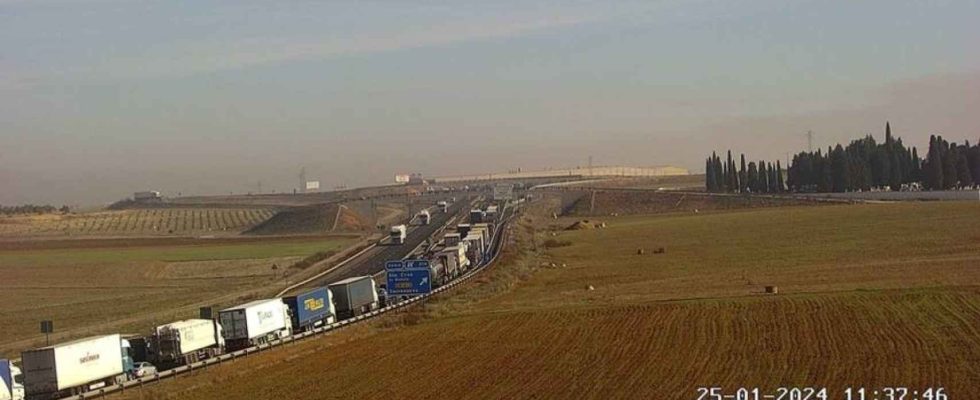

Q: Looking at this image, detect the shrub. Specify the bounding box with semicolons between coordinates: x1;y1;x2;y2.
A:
543;239;572;248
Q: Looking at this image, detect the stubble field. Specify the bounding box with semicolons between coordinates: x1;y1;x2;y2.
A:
119;201;980;399
0;235;357;358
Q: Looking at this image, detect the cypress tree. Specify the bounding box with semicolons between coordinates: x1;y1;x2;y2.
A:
925;135;944;190
739;154;748;193
705;157;715;191
831;144;850;192
955;145;973;188
714;154;724;192
761;162;771;193
941;138;957;189
747;162;758;192
776;160;785;192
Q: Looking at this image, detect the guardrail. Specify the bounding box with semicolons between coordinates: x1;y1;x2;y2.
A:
67;204;515;400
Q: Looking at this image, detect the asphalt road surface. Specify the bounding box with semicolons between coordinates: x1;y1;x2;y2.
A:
294;196;476;292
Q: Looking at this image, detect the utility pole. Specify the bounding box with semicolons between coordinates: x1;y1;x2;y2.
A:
588;155;593;177
806;130;815;153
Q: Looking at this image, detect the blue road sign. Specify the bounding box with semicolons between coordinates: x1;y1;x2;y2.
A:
405;259;430;270
386;268;431;296
385;260;404;271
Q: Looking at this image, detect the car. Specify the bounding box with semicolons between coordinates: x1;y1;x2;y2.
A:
132;362;157;378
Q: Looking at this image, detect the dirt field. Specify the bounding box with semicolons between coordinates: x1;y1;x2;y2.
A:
0;208;275;238
0;235;357;358
118;201;980;399
557;189;826;216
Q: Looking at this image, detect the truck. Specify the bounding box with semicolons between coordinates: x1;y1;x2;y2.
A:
218;299;292;351
463;234;484;267
456;223;472;238
1;359;24;400
21;334;133;399
416;210;431;225
436;245;469;277
485;205;498;221
472;224;492;251
282;287;336;332
328;276;379;320
469;209;485;224
389;224;407;245
437;201;448;213
443;232;461;247
148;319;224;368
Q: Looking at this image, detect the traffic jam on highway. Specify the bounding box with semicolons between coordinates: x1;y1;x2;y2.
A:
1;190;520;400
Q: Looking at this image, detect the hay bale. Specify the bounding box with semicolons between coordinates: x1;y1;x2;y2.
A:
586;285;595;291
637;248;645;255
765;285;778;294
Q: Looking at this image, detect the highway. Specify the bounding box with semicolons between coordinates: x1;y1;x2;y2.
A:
289;196;475;294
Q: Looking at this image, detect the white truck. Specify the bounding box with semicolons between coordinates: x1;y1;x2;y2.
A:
485;205;498;220
149;319;224;367
21;334;133;399
389;224;407;245
0;359;24;400
329;276;380;319
417;210;431;225
437;201;448;213
219;299;292;351
436;245;470;277
463;234;484;266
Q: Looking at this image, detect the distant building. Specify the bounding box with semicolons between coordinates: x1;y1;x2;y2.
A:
408;173;426;185
133;191;162;202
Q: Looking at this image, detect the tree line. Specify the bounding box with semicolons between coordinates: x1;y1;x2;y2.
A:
705;151;785;193
706;123;980;193
0;204;70;215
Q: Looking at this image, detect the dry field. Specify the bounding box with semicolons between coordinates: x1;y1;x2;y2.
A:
559;189;825;216
0;208;275;237
0;235;356;357
120;201;980;399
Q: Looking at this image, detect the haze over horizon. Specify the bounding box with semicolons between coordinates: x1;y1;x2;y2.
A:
3;0;979;206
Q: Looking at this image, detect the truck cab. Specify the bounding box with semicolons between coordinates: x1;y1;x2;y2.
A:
389;225;407;245
1;360;25;400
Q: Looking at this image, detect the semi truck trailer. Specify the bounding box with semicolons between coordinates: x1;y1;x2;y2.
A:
21;334;133;399
329;276;379;319
219;299;292;351
0;360;24;400
282;287;336;332
149;319;224;368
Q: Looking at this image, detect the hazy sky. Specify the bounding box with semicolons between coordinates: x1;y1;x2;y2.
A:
2;0;979;205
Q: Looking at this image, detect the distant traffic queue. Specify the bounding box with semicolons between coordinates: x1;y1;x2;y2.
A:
7;199;503;400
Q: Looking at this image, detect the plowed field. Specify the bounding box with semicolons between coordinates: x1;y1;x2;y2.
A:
119;201;980;399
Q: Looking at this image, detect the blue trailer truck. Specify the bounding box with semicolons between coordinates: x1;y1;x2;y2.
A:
282;287;337;332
